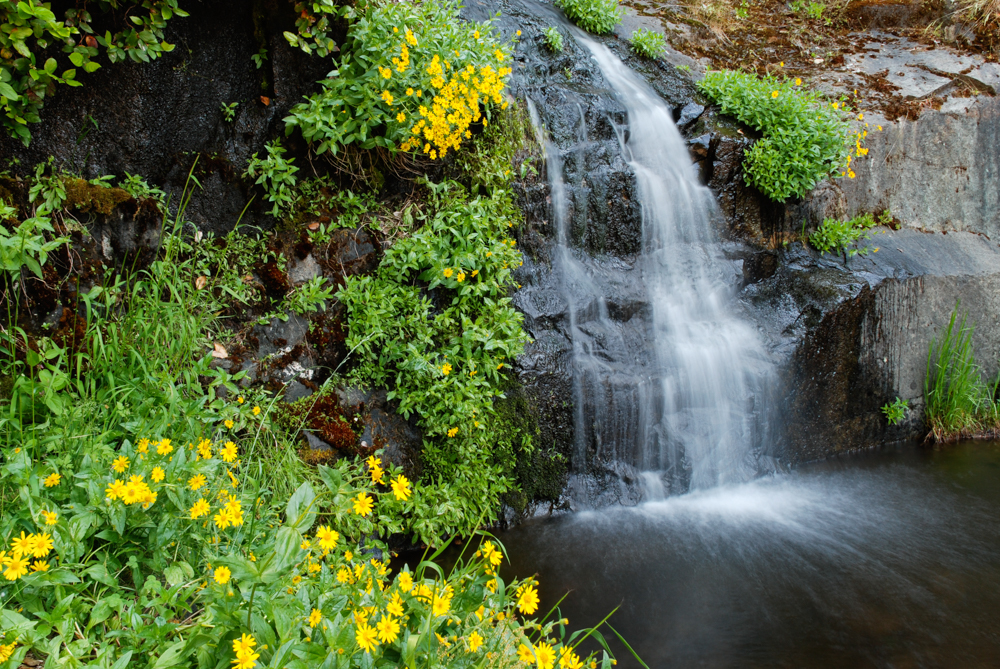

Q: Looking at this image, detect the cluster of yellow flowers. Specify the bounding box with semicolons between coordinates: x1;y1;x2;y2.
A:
0;642;17;664
231;633;259;669
398;55;511;159
1;530;54;580
365;455;412;501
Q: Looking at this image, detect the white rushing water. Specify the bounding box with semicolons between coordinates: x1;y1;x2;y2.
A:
537;37;773;495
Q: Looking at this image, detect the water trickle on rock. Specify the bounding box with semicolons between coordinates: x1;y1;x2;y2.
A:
533;35;774;500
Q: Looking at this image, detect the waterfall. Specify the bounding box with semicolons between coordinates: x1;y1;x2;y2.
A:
532;37;772;497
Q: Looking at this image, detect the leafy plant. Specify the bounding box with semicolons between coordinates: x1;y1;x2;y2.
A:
221;101;240;123
630;28;666;59
790;0;827;20
245;141;300;216
698;69;859;201
283;0;344;57
452;102;534;193
0;198;68;280
544;26;564;52
881;397;909;426
338;181;530;538
284;0;513;160
0;0;188;145
809;212;878;257
257;276;336;325
555;0;624;34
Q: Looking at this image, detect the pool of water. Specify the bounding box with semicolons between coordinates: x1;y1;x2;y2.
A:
498;442;1000;668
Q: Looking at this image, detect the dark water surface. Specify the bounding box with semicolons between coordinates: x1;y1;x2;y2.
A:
498;442;1000;668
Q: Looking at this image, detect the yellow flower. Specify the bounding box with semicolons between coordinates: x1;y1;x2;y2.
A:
337;567;353;583
857;113;864;120
795;78;802;86
197;439;212;460
190;498;210;519
292;574;302;585
9;532;31;557
471;269;479;277
376;616;400;643
228;469;240;488
381;90;394;105
518;644;535;664
535;642;556;669
396;112;406;123
3;553;29;580
517;29;522;35
431;589;451;616
468;630;484;652
495;49;505;61
771;90;779;99
237;396;244;404
387;593;405;617
105;479;125;500
355;622;379;653
441;363;452;375
447;427;458;438
308;562;322;574
779;61;784;67
309;608;322;627
397;570;413;592
214;508;233;530
316;525;339;551
517;584;540;615
41;510;58;525
224;419;235;429
848;169;856;179
157;439;173;455
221;441;238;462
456;272;466;282
443;268;454;278
137;438;150;454
189;474;207;491
112;455;130;473
214;566;231;584
30;532;52;558
151;466;165;483
560;647;584;669
353;492;374;516
391;474;411;501
345;550;353;562
473;30;481;39
252;405;261;416
435;632;451;647
43;472;61;487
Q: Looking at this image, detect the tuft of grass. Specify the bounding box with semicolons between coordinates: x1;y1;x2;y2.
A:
924;305;999;441
630;28;667;59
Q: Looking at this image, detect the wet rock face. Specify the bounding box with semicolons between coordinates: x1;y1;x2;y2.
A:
0;0;331;236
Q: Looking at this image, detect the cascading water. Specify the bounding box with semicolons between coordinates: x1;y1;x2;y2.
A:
536;35;773;497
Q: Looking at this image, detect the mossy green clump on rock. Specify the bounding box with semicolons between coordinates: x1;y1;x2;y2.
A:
63;178;133;215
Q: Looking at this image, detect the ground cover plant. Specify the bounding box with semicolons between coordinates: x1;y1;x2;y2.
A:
809;211;878;257
698;69;865;201
630;29;667;59
554;0;624;34
285;0;514;161
543;27;564;53
337;180;531;541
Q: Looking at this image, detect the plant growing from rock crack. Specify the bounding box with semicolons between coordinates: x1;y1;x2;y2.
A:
555;0;624;34
630;28;666;59
245;140;300;216
810;212;878;257
543;26;564;52
881;397;909;426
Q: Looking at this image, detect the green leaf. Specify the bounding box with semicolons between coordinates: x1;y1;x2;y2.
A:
0;82;18;101
69;52;85;67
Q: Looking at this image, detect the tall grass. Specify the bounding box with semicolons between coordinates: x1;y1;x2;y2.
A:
924;304;1000;441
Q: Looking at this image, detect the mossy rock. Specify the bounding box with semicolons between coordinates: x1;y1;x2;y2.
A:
64;178;133;215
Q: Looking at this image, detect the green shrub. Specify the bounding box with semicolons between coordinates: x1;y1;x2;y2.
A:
283;0;343;57
809;212;877;257
285;0;513;160
337;181;530;538
630;28;666;59
881;397;908;425
555;0;624;33
544;26;564;52
698;69;857;201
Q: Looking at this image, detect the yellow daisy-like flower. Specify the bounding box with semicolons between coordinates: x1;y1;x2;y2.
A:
105;479;125;500
795;78;802;86
252;405;261;416
151;466;165;483
233;634;256;657
517;643;535;664
309;608;322;627
443;268;454;278
224;419;235;429
353;492;374;517
112;455;130;473
771;90;779;98
355;622;379;653
220;441;238;462
157;439;173;455
189;474;207;491
456;272;466;282
387;593;405;617
41;510;58;525
190;498;211;519
31;532;53;558
376;616;400;643
447;427;458;438
315;525;339;551
397;570;413;592
535;642;556;669
31;559;49;572
137;437;150;454
3;553;29;580
213;566;231;584
441;363;452;375
516;584;540;615
468;630;484;652
237;396;244;404
43;472;61;487
391;474;411;501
